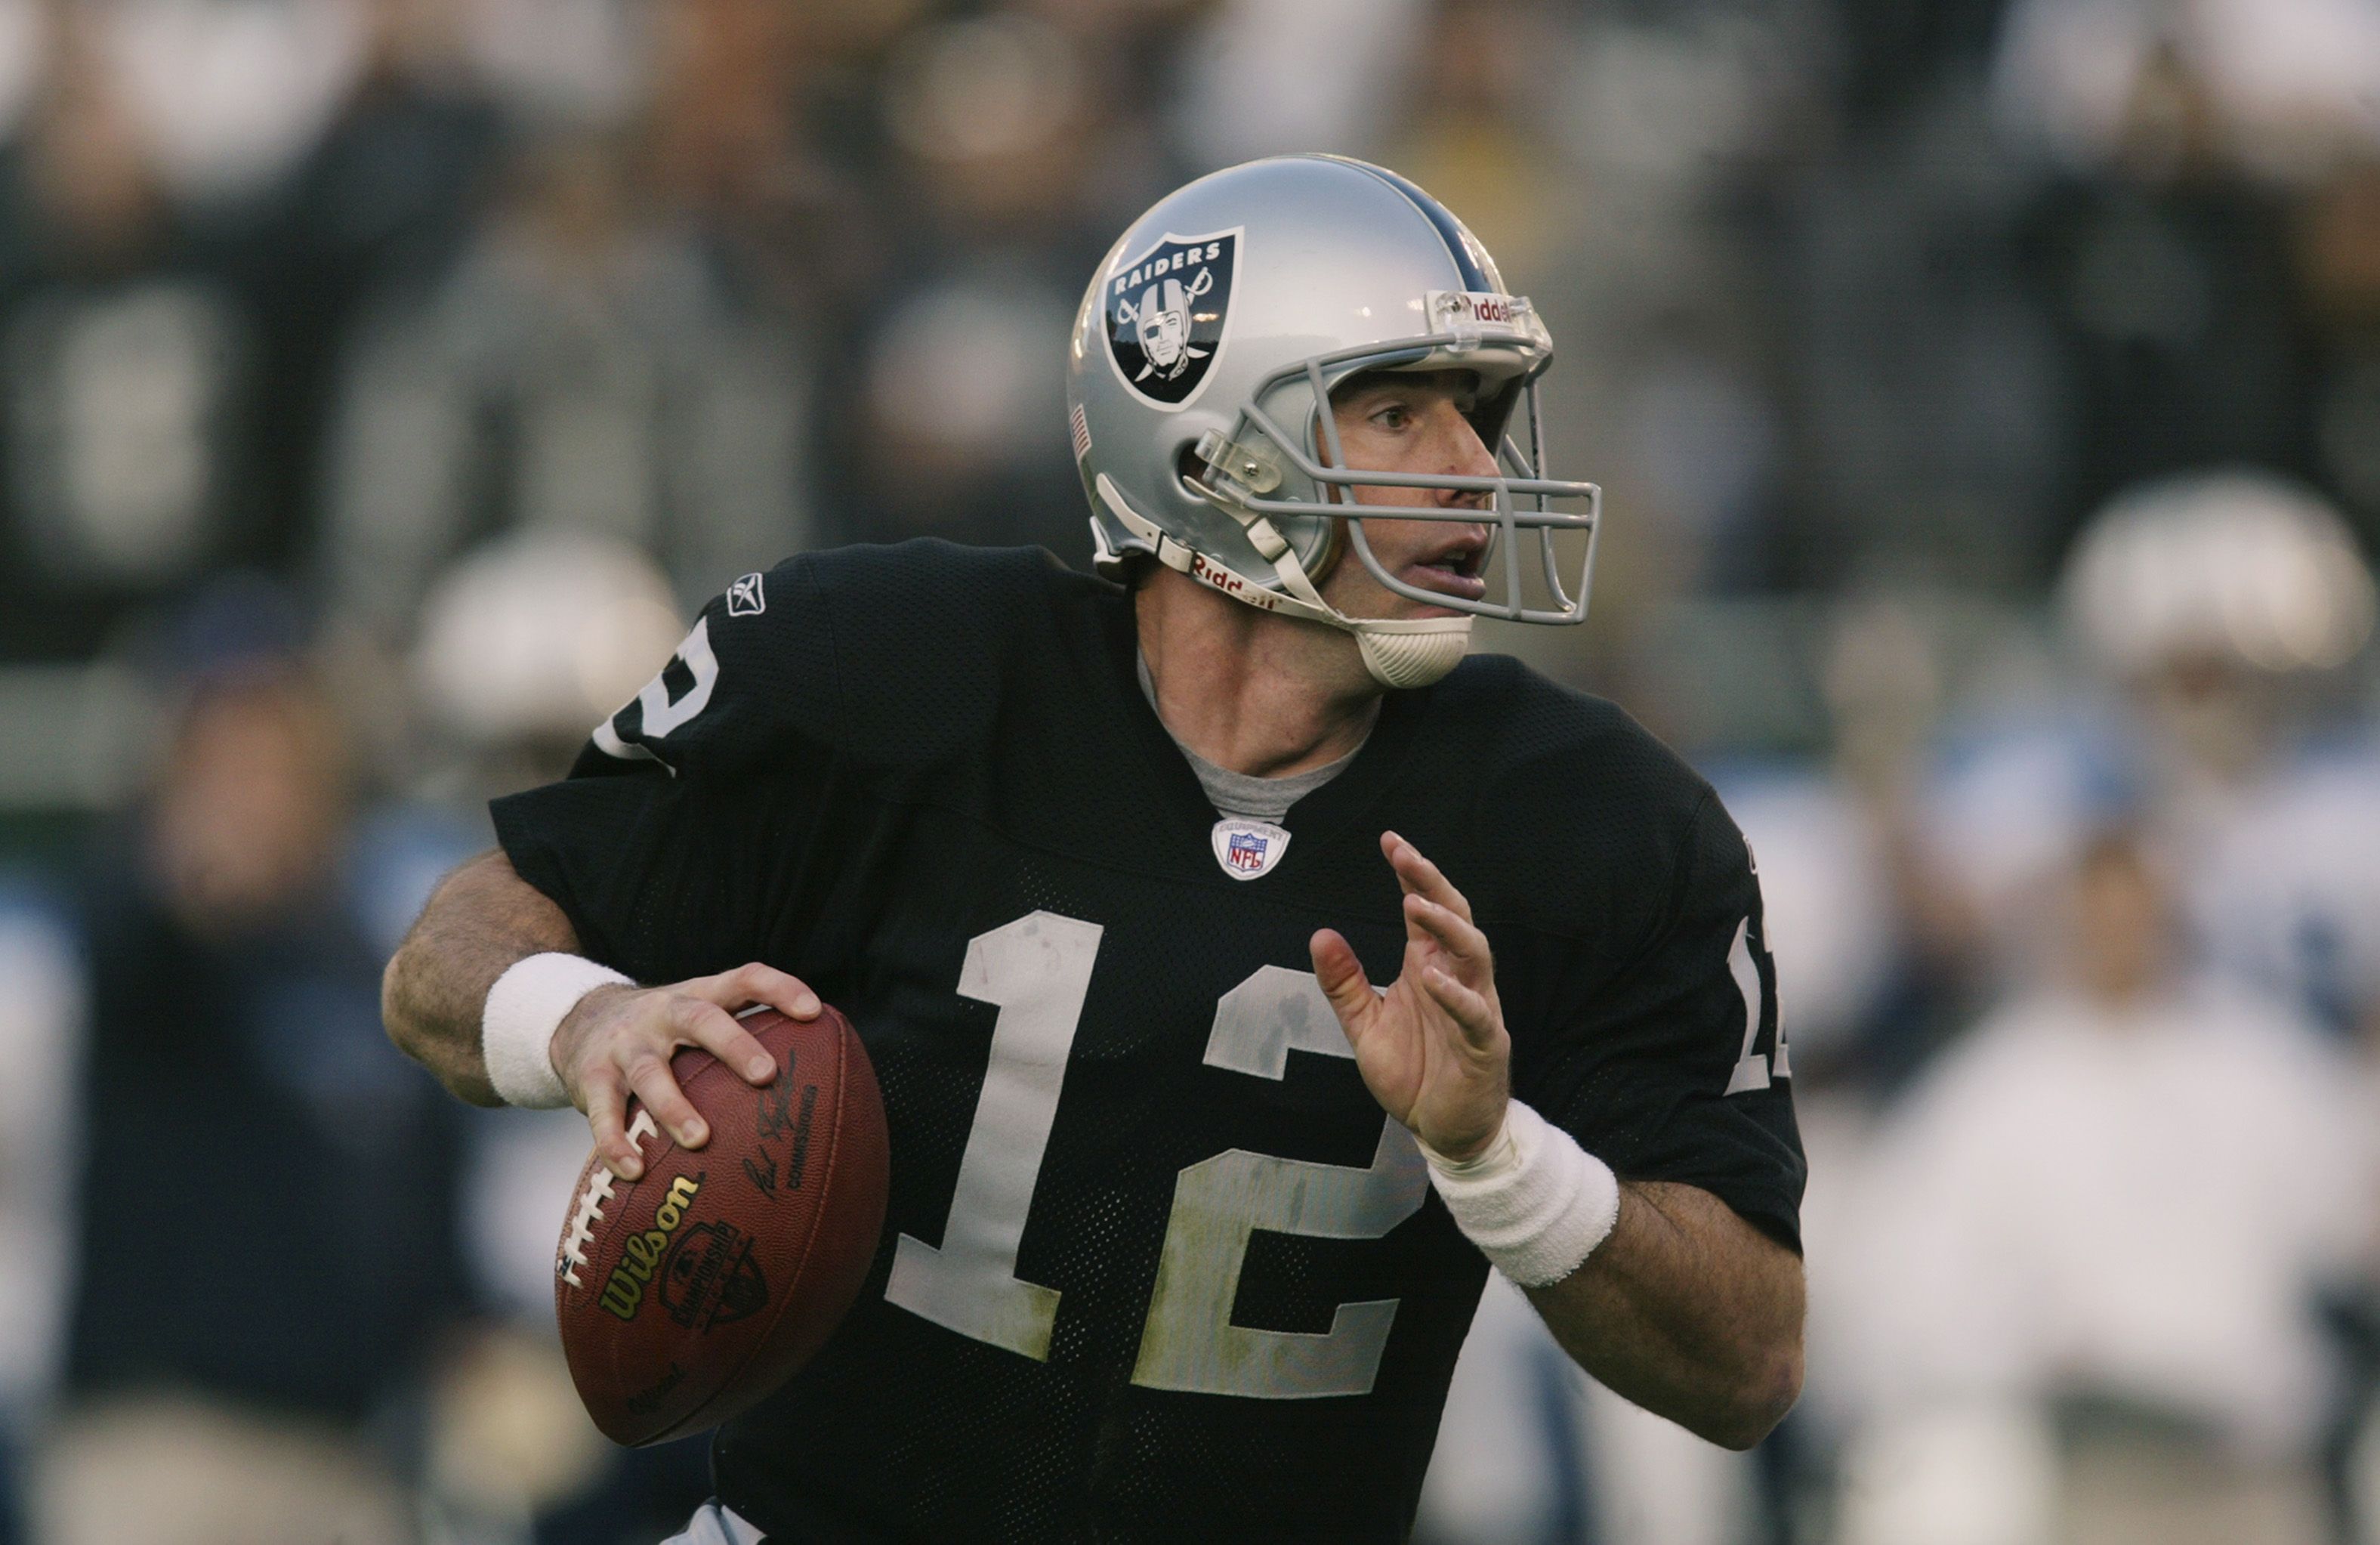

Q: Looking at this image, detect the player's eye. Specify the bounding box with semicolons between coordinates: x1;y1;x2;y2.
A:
1371;403;1411;431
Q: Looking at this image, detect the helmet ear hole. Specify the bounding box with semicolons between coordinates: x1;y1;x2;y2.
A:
1175;443;1214;495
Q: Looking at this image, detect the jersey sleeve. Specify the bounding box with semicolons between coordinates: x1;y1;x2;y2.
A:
488;555;843;984
487;541;1033;984
492;759;828;987
1521;790;1805;1251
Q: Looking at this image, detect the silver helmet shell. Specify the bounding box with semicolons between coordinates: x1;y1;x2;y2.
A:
1067;154;1601;649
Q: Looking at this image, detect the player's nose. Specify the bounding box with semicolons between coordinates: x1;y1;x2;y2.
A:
1431;403;1498;509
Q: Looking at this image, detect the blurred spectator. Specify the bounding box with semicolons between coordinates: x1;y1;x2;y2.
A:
2301;156;2380;536
323;122;813;629
840;8;1164;561
0;17;269;661
1831;0;2008;137
1783;76;2073;589
0;0;44;144
1168;0;1428;170
244;0;503;586
462;0;649;128
38;584;465;1545
0;2;501;672
1928;471;2380;1037
644;0;870;314
1991;0;2380;186
1519;2;1815;617
94;0;369;209
0;888;79;1545
2017;43;2321;556
1833;831;2366;1545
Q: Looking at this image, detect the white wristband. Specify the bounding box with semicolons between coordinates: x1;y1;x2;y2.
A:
1421;1099;1621;1287
481;953;631;1108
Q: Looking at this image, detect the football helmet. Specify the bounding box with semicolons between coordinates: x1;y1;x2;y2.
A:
2061;470;2375;677
1067;155;1601;688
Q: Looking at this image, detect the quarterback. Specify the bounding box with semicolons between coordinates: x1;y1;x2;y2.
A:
386;156;1804;1543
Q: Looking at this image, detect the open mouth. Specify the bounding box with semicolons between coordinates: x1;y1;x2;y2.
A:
1404;533;1489;603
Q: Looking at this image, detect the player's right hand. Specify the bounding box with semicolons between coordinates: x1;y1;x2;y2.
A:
552;963;821;1181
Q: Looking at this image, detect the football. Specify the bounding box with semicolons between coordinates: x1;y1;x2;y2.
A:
554;1006;889;1446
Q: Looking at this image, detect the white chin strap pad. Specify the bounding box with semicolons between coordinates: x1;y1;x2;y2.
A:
1357;619;1472;688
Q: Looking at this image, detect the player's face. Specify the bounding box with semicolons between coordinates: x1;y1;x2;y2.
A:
1319;370;1496;620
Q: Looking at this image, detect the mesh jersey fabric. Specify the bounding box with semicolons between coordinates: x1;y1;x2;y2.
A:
492;540;1802;1544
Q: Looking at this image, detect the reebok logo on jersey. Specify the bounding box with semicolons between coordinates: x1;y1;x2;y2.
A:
727;573;766;616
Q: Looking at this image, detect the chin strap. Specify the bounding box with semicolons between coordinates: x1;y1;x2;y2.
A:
1096;474;1471;690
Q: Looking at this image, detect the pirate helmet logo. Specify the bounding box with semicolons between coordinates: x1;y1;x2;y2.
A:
1104;228;1239;409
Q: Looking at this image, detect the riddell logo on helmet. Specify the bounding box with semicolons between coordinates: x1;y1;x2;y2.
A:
1105;228;1239;410
1190;552;1278;610
1428;290;1533;333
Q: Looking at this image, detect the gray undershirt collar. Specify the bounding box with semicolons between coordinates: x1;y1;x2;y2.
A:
1137;651;1364;823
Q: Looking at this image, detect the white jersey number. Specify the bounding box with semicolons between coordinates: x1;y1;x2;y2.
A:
591;617;721;768
1723;915;1789;1094
886;916;1428;1399
1131;965;1428;1398
882;913;1099;1359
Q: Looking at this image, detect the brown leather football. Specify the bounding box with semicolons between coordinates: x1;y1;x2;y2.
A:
554;1006;888;1446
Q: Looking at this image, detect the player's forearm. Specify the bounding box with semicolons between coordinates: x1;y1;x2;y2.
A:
382;848;581;1106
1523;1179;1803;1451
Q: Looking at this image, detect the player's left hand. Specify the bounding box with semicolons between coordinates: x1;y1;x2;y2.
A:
1312;832;1510;1161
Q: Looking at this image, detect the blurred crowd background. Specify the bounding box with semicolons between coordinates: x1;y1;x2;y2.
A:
0;0;2378;1542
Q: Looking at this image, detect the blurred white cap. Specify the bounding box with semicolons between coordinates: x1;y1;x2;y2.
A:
414;530;684;747
102;0;369;204
463;0;650;128
0;0;43;144
2060;470;2376;677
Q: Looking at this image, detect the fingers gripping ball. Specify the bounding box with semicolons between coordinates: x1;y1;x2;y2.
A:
554;1006;889;1445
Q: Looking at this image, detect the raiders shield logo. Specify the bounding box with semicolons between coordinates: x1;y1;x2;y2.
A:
1104;228;1239;409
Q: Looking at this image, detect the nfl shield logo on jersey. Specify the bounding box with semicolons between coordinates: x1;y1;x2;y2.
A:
1105;229;1239;409
1210;817;1290;881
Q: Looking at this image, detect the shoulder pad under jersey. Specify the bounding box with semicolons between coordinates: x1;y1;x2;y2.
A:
579;540;1076;778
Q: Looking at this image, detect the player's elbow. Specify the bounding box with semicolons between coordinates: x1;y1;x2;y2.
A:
1699;1337;1803;1451
380;944;422;1059
381;938;504;1108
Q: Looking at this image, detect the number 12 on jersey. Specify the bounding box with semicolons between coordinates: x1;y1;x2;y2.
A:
883;912;1429;1400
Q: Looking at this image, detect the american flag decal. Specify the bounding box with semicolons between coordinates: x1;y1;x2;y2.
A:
1070;402;1092;461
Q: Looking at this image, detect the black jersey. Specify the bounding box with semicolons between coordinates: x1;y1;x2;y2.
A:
492;541;1801;1544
